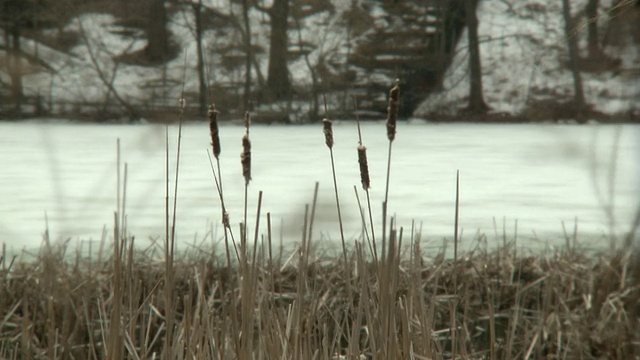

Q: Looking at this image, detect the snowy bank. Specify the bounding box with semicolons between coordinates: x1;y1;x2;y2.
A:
415;0;640;120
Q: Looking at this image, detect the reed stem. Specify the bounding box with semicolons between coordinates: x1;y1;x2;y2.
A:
382;80;399;263
454;170;460;263
354;100;377;263
322;112;348;269
241;111;252;260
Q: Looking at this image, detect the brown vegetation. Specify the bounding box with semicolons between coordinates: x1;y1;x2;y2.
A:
0;238;638;359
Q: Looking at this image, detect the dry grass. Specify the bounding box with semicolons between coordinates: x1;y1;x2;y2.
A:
1;238;638;359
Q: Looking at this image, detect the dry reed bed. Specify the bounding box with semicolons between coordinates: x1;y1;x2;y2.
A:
0;241;638;359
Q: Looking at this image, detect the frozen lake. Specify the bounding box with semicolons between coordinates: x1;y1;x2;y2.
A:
0;120;638;256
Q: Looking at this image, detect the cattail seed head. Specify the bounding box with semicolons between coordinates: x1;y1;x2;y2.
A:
208;104;221;159
386;80;400;142
222;211;230;229
179;96;186;112
241;133;251;185
323;118;334;149
357;145;370;190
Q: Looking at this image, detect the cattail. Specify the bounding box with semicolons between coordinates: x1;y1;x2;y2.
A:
208;104;221;159
357;145;370;190
241;133;251;185
222;211;230;229
323;118;334;149
241;110;252;184
386;80;400;141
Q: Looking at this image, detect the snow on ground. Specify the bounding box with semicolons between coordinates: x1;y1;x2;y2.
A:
415;0;639;117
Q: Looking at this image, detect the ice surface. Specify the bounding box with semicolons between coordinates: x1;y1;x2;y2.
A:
0;121;637;255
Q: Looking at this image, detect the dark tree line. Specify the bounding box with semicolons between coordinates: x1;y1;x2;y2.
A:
2;0;632;120
1;0;485;118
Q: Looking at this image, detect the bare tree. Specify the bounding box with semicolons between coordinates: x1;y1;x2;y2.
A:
8;21;24;112
241;0;253;109
193;0;207;115
561;0;586;120
230;1;265;91
258;0;291;102
78;19;138;120
291;6;347;122
180;0;265;112
464;0;488;113
178;0;212;115
585;0;602;58
145;0;171;63
293;15;319;121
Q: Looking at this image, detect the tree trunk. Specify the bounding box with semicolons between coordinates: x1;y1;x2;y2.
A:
193;1;207;115
562;0;586;120
585;0;601;58
10;20;24;113
242;0;253;109
146;0;169;63
294;15;319;122
464;0;487;113
266;0;291;101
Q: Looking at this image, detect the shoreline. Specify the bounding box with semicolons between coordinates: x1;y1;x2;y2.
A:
1;112;639;125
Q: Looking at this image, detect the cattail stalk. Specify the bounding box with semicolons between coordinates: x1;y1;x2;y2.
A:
241;111;252;259
322;117;349;290
165;87;186;358
354;97;377;262
383;81;399;262
206;132;241;349
207;103;231;231
358;143;377;262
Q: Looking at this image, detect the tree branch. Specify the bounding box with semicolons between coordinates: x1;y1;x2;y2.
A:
77;19;138;118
